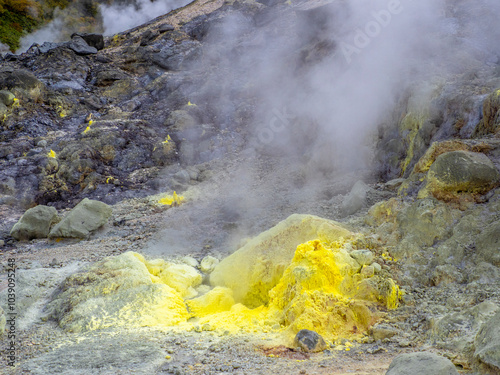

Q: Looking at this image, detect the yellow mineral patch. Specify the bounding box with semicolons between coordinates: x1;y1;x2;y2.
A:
140;257;202;299
47;149;57;158
210;214;353;308
54;216;403;344
162;134;172;144
186;287;235;317
187;101;196;106
158;191;184;206
265;240;375;341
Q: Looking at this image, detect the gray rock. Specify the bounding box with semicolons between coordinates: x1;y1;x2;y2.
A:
70;33;104;50
350;249;374;266
0;89;15;106
38;42;60;54
384;178;405;191
96;70;129;86
173;169;191;184
371;324;398;341
0;176;15;195
48;198;112;239
10;205;58;241
420;151;500;201
158;23;175;33
150;39;201;70
475;310;500;372
431;264;464;286
66;36;98;55
476;222;500;266
293;329;327;353
340;180;372;217
386;352;459;375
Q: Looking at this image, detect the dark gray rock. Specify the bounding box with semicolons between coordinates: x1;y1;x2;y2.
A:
293;329;326;353
386;352;459;375
150;39;201;71
66;36;98;56
70;33;104;50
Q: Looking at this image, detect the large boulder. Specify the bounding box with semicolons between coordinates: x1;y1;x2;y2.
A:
418;151;499;202
474;310;500;373
48;198;112;239
10;205;58;240
209;214;353;308
386;352;459;375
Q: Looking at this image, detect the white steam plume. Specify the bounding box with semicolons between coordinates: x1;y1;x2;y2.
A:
100;0;191;35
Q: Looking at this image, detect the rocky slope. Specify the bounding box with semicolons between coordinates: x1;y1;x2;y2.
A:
1;0;500;374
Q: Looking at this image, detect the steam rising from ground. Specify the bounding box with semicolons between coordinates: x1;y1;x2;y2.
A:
100;0;191;35
145;0;500;255
199;0;500;177
18;0;191;52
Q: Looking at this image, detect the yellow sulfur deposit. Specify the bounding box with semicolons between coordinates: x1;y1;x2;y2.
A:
186;287;235;317
51;214;403;346
47;149;57;158
210;214;353;308
144;257;202;298
265;240;376;341
158;191;184;206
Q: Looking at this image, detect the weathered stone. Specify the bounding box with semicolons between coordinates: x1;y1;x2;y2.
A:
473;89;500;137
418;151;499;202
371;324;398;341
0;176;15;195
293;329;327;353
0;90;15;106
1;69;45;100
476;222;500;266
395;198;459;254
150;39;201;70
10;205;58;240
340;180;372;217
431;264;464;286
70;33;104;50
210;214;353;308
95;70;129;86
475;310;500;373
200;255;219;274
386;352;459;375
48;198;112;239
66;36;98;55
350;250;374;266
432;302;498;353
